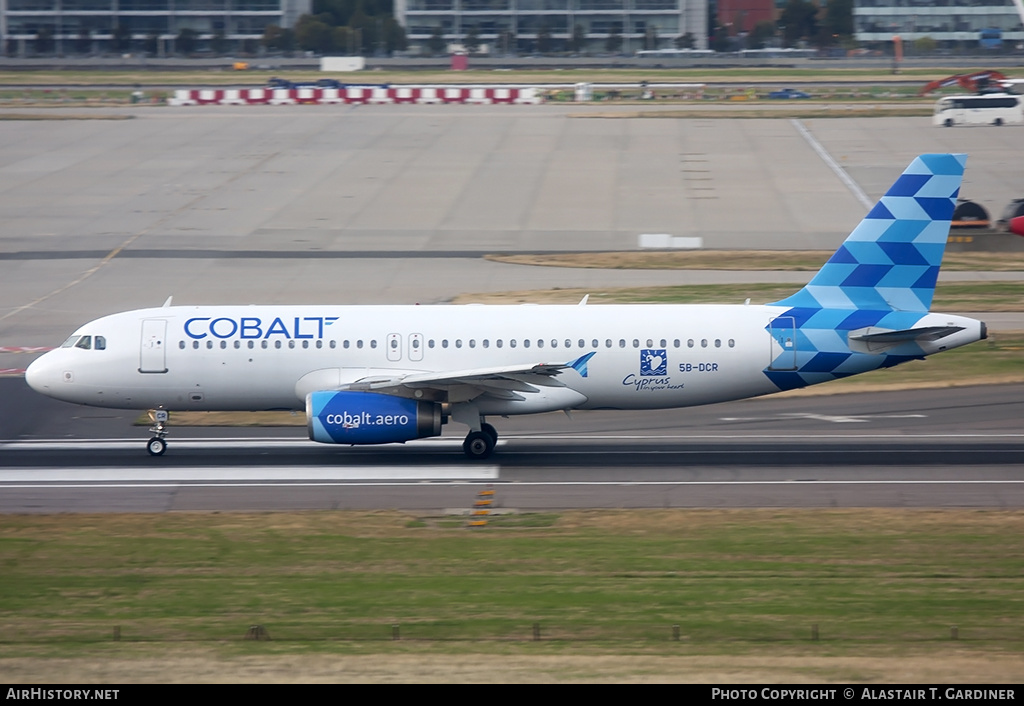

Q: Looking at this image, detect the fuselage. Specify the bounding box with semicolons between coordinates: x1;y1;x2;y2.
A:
25;303;986;415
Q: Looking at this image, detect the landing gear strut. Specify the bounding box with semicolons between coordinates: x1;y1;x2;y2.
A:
147;409;169;456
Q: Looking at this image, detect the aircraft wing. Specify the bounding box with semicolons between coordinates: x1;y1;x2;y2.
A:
341;361;582;403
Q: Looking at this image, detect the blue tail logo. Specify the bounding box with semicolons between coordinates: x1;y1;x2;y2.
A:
765;154;966;392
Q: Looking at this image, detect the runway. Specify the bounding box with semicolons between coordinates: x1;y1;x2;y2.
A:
3;378;1023;512
2;104;1022;513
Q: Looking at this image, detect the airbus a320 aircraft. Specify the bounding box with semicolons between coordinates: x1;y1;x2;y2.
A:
26;153;986;459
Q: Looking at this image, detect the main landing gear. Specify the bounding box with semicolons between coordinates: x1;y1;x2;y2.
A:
452;404;498;460
147;408;169;456
462;422;498;460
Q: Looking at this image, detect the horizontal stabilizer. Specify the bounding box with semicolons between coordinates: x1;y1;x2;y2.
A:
848;325;965;354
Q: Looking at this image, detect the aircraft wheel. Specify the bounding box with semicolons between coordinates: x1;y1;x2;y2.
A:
463;431;494;459
994;118;1004;126
945;119;953;127
147;437;167;456
480;422;498;446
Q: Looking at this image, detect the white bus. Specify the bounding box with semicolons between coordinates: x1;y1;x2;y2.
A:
933;93;1024;127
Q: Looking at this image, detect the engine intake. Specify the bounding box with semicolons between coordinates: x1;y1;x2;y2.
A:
307;391;443;445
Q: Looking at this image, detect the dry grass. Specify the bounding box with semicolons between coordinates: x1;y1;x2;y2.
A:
2;650;1022;683
2;509;1024;682
571;107;932;119
486;250;1024;271
0;112;133;120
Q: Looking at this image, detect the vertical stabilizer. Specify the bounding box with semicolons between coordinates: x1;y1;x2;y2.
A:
763;154;972;392
770;154;966;313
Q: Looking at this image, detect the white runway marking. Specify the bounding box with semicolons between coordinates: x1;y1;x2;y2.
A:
3;479;1022;490
0;466;499;483
792;119;874;210
720;412;929;424
0;437;485;452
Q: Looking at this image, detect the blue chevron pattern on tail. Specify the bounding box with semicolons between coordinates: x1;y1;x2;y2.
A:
763;154;966;392
770;153;966;313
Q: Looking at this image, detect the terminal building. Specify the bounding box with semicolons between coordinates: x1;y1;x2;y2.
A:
395;0;709;54
0;0;310;56
854;1;1024;46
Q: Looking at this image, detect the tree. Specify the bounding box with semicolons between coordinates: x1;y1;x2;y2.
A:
710;24;731;53
779;0;818;48
210;29;227;56
749;21;775;50
262;25;296;54
464;24;480;55
295;15;334;53
34;27;53;56
315;0;360;27
112;25;131;53
675;32;695;50
176;27;198;56
536;22;552;55
914;35;937;55
143;32;159;57
262;24;282;51
348;8;373;54
568;24;585;55
76;27;92;55
332;26;353;54
498;29;515;56
427;27;446;57
644;26;659;51
381;17;406;55
823;0;854;40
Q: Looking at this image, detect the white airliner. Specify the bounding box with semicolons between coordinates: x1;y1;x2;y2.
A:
26;154;986;459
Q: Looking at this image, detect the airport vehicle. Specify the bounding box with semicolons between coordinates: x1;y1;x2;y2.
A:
767;88;810;100
918;70;1008;96
266;78;387;90
636;49;715;59
933;93;1024;127
25;155;985;459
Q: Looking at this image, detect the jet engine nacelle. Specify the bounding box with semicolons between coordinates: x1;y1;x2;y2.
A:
306;391;443;445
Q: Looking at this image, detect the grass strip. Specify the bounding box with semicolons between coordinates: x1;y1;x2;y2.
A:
1;509;1022;655
451;282;1024;311
486;250;1024;271
0;66;1019;86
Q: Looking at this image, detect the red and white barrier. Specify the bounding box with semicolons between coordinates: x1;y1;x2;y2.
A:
0;346;53;353
169;86;542;107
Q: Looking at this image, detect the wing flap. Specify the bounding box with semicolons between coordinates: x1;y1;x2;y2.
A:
341;362;575;401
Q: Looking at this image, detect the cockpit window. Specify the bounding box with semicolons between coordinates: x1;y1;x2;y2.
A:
60;334;104;350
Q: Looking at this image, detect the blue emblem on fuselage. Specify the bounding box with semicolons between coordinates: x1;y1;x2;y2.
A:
640;349;667;376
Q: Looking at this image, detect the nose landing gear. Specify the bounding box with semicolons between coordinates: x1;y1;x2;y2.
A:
147;409;169;456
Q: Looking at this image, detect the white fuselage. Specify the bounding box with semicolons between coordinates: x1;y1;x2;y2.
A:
26;303;800;413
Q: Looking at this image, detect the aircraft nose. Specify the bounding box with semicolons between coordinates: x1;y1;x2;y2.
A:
25;353;57;393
